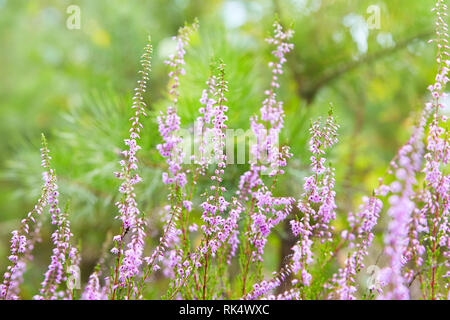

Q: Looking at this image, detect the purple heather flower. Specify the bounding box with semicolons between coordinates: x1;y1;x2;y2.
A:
291;112;339;287
82;271;106;300
237;22;295;266
111;40;152;295
243;267;292;300
0;135;55;300
378;1;449;300
157;22;198;189
36;186;79;300
330;196;383;299
145;24;198;280
264;288;301;300
408;0;449;299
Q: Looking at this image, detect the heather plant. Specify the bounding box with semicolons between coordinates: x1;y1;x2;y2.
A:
0;1;449;301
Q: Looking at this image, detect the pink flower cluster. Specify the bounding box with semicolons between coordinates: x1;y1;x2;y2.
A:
238;22;296;265
35;191;79;300
157;22;198;189
291;112;339;287
1;135;55;300
110;40;152;297
330;196;383;299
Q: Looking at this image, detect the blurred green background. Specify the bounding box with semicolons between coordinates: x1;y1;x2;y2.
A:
0;0;445;298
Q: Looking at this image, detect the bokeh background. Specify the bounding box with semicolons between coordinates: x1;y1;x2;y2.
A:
0;0;446;298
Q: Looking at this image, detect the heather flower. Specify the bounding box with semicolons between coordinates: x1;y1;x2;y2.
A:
225;201;243;264
143;205;182;275
144;22;198;280
154;205;183;279
379;196;414;300
188;223;198;233
110;39;152;298
235;23;295;296
243;264;293;300
0;135;55;300
157;21;198;189
82;242;110;301
248;191;295;261
303;113;339;231
416;0;450;299
376;1;449;300
264;288;301;300
191;63;232;298
169;197;243;299
193;74;223;172
330;195;383;299
35;197;79;300
330;99;431;300
377;113;433;299
291;111;339;287
82;271;104;300
245;22;294;182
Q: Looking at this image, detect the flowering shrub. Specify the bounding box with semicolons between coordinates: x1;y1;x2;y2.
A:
0;1;448;300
